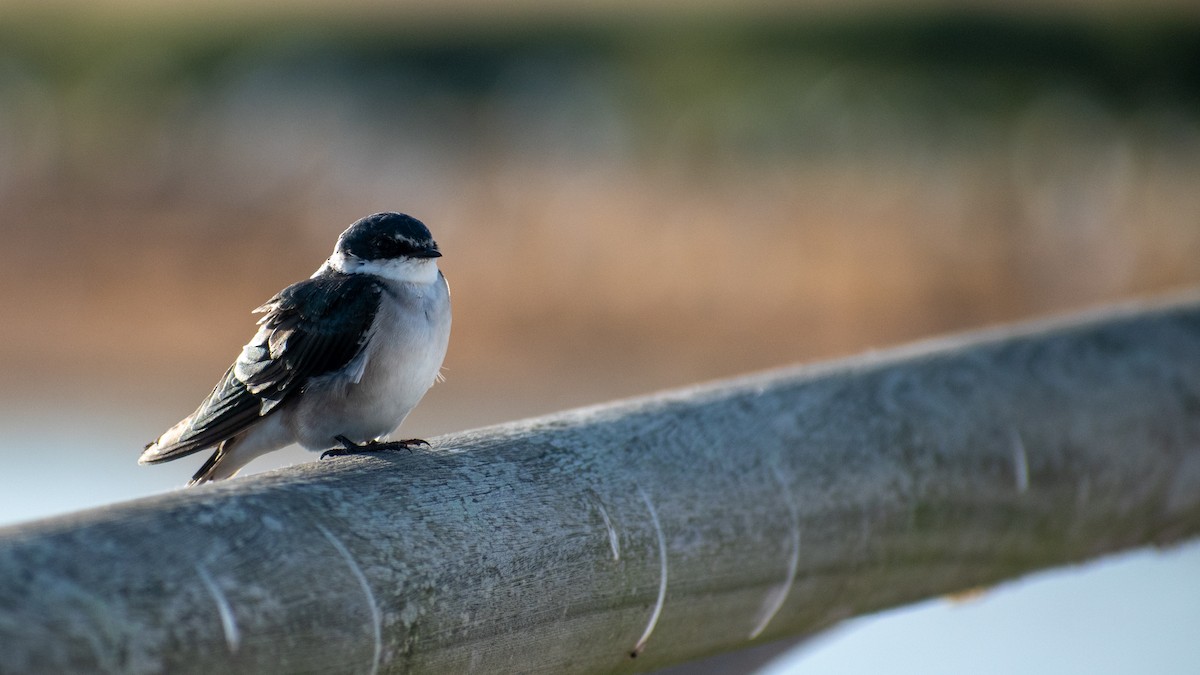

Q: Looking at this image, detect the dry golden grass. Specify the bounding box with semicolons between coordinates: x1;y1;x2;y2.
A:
5;133;1200;433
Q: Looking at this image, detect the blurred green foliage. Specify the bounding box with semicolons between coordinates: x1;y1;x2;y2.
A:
3;10;1198;115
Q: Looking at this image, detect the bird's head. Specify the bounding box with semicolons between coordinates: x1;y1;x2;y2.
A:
327;212;442;283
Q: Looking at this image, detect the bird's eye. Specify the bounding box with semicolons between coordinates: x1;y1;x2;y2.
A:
375;236;419;259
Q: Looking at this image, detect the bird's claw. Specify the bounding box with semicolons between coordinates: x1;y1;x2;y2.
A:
386;438;430;454
320;435;430;460
321;435;383;459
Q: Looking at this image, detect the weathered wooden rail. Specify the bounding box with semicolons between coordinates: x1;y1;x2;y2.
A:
3;293;1200;674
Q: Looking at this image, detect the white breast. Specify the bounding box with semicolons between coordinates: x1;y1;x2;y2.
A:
287;270;451;450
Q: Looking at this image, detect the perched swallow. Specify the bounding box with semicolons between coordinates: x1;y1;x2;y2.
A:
141;212;451;485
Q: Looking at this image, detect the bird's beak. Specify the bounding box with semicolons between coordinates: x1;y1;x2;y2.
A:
414;248;442;259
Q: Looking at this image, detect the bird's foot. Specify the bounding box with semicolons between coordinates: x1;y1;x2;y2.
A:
321;435;385;459
320;435;429;459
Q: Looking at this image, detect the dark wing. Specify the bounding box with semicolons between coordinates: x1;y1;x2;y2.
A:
140;273;383;463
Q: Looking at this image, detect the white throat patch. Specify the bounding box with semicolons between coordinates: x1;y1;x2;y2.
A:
326;251;440;284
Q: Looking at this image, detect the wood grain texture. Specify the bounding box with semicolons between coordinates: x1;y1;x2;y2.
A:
3;293;1200;674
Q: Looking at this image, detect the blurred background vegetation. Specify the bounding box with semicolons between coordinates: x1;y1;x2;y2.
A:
4;4;1200;412
4;3;1200;431
2;2;1200;673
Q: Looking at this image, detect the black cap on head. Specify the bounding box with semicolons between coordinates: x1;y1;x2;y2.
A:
336;212;441;260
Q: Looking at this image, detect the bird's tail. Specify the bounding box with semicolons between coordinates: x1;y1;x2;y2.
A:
188;444;226;486
187;438;254;485
139;417;194;464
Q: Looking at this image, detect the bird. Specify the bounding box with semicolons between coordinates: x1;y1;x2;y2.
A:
140;212;452;485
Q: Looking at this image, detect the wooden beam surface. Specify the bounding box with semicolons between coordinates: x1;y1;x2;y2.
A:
2;293;1200;674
